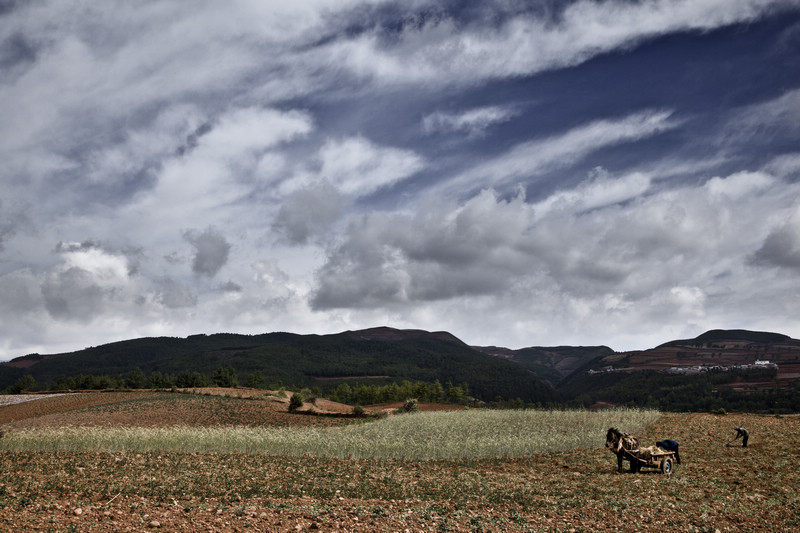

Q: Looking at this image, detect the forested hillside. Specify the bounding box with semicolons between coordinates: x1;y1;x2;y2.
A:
3;328;800;412
0;329;556;404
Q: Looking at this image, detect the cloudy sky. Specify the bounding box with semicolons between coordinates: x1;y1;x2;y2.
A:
2;0;800;360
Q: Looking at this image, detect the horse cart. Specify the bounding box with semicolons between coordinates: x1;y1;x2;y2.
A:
605;427;676;475
620;446;676;475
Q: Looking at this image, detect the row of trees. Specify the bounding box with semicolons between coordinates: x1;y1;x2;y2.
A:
325;380;472;406
3;369;478;407
1;366;263;393
7;364;800;413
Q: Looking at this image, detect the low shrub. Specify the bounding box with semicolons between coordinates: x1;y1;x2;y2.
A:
400;398;419;413
288;393;304;412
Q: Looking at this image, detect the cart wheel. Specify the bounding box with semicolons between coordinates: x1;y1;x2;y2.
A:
661;458;673;475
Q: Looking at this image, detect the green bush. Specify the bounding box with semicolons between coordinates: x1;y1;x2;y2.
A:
5;374;36;394
212;366;239;388
288;393;304;412
400;398;419;413
352;405;365;416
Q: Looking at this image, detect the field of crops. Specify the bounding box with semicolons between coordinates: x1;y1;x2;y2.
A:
1;390;798;531
1;408;659;460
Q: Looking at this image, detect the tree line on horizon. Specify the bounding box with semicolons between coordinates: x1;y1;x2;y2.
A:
1;367;500;408
5;363;800;413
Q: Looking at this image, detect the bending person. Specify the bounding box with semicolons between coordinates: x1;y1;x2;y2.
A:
733;426;749;448
656;439;681;464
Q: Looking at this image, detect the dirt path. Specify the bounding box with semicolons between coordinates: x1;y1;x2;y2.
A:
0;393;68;407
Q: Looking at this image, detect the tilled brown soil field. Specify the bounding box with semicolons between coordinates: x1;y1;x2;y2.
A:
0;392;798;531
0;390;355;429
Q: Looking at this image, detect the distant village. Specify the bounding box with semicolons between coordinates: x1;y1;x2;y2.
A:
588;360;778;375
663;360;778;375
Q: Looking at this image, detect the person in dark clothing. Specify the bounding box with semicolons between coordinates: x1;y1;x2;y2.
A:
734;426;749;447
656;439;681;464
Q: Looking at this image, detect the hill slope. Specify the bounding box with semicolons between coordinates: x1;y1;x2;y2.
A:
473;345;614;386
3;327;800;411
558;329;800;411
0;328;555;403
589;328;800;378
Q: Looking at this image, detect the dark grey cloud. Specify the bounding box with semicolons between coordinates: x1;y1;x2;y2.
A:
273;182;344;245
311;193;534;309
163;252;184;266
120;246;145;276
183;227;231;277
0;1;21;16
0;199;29;252
0;32;37;72
0;220;14;252
749;223;800;269
219;280;242;292
156;278;197;309
176;122;213;157
0;270;40;314
312;168;799;317
41;267;104;321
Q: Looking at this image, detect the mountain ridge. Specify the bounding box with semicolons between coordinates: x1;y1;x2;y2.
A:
2;327;799;411
0;327;555;404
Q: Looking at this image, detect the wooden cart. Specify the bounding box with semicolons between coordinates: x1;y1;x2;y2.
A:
621;447;676;475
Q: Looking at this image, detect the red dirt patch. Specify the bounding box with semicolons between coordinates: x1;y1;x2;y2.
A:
0;390;357;429
308;397;354;413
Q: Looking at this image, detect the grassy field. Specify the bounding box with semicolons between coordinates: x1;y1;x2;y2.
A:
0;391;798;531
0;408;658;459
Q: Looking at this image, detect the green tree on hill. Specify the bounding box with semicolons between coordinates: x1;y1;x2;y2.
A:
5;374;36;394
245;370;265;389
212;366;239;388
288;392;304;412
125;367;146;389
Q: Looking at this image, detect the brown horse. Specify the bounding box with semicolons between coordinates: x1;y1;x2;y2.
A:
605;427;641;473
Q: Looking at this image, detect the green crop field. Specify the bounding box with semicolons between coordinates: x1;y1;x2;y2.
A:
0;408;658;459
